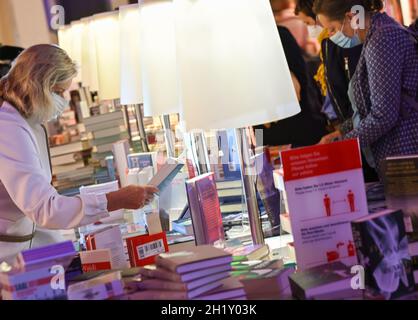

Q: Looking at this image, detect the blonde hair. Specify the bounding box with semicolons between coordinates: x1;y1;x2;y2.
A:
0;44;77;121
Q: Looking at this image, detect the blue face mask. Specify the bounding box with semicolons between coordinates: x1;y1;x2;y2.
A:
330;19;362;48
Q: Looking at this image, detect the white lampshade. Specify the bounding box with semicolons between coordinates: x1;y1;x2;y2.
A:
119;4;143;105
139;0;180;117
174;0;301;131
57;25;73;59
80;17;99;92
69;20;83;84
92;11;121;100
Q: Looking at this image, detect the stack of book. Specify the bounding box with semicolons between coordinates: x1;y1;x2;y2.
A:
83;111;129;167
127;246;233;300
84;225;129;270
289;262;363;300
382;155;418;290
225;244;270;262
237;263;295;300
351;209;416;300
50;140;94;193
0;241;77;300
67;271;125;300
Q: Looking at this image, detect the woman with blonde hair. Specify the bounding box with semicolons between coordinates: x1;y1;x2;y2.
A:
0;44;158;262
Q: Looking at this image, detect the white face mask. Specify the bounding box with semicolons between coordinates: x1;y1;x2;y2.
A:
307;25;324;39
51;93;70;120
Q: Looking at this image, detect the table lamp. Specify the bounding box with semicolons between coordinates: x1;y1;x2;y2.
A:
92;11;121;101
119;4;149;153
80;17;99;94
174;0;301;244
139;0;180;157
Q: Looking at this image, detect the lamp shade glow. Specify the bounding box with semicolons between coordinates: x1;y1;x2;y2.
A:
80;17;99;92
57;25;73;59
92;11;121;100
119;4;143;105
69;21;83;84
140;0;180;117
174;0;301;131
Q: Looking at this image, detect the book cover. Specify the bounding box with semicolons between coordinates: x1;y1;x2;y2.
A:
16;240;76;271
289;261;359;300
80;249;112;273
84;225;128;270
238;267;295;299
382;156;418;241
352;209;415;300
155;245;232;274
126;232;169;268
127;152;158;173
253;150;281;230
281;139;368;270
186;173;225;246
67;271;124;301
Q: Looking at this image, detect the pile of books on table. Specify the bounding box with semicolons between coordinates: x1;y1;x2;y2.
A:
50;140;94;194
83;111;129;168
0;241;77;300
125;246;234;300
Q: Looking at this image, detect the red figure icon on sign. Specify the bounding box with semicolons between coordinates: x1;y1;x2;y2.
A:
347;190;355;212
324;194;331;217
347;241;355;257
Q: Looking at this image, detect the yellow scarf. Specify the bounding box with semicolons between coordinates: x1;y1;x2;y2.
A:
314;28;329;97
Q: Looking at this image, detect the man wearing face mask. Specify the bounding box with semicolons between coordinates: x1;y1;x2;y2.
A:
0;45;159;262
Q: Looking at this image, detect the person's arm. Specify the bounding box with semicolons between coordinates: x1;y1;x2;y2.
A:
0;121;156;230
344;28;406;147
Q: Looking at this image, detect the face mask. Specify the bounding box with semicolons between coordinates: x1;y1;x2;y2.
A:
51;93;70;120
308;25;324;39
330;19;361;48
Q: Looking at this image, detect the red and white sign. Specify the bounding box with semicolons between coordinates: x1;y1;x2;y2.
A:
281;139;368;270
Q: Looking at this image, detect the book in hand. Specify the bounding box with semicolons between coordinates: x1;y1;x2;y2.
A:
186;173;225;245
289;261;362;300
155;245;232;275
382;156;418;241
148;158;184;193
195;276;246;301
351;209;415;300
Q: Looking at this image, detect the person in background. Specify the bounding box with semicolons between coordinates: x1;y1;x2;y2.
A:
254;25;328;148
0;45;158;262
315;0;418;178
295;0;378;183
270;0;309;51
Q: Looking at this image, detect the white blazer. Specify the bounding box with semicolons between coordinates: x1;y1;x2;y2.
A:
0;101;110;262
